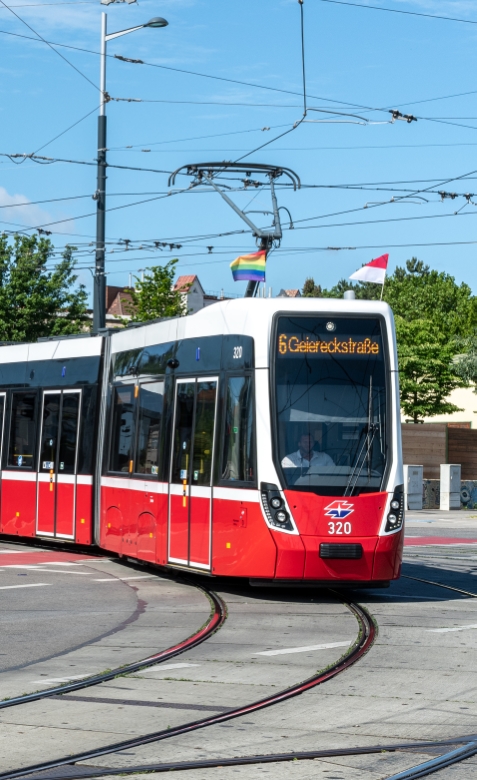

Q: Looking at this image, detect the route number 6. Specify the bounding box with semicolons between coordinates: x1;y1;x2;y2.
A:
328;521;352;535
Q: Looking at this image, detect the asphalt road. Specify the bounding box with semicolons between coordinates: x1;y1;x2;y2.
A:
2;513;477;779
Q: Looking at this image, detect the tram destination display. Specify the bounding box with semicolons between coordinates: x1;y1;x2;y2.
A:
277;333;382;357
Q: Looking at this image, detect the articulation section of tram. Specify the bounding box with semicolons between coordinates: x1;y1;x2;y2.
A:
0;297;404;585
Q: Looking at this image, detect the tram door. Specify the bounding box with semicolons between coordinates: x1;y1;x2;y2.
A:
36;390;81;538
168;378;218;570
0;394;6;514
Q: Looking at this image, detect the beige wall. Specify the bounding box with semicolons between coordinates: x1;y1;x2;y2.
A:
400;386;477;428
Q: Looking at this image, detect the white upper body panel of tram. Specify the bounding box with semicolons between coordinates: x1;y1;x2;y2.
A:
0;335;102;363
110;297;398;371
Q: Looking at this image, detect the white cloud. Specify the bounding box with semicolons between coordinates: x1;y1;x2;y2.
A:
0;186;74;233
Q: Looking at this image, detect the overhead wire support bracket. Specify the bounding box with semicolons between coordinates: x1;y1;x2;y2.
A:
168;161;300;297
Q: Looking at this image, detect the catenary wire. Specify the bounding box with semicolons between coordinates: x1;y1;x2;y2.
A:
2;22;477;124
33;104;99;155
0;1;99;91
318;0;477;26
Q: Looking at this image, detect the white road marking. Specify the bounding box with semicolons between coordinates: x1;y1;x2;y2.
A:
33;674;92;684
429;623;477;633
3;563;84;568
0;583;50;590
0;566;90;575
93;576;156;582
136;663;200;673
379;594;447;601
36;562;85;566
254;641;351;656
0;550;38;554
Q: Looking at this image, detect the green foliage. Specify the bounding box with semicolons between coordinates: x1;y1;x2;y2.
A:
302;277;322;297
396;317;465;423
322;277;381;300
385;258;476;337
453;331;477;392
306;258;476;422
384;259;474;421
0;234;88;342
126;259;187;322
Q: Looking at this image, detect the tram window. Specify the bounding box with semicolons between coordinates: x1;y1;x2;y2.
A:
39;394;60;472
109;385;136;473
135;381;164;476
221;376;255;483
58;394;80;474
171;382;195;484
192;381;217;487
275;316;387;495
8;392;36;468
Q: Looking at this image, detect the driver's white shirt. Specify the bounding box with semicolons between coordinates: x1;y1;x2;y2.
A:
281;449;334;469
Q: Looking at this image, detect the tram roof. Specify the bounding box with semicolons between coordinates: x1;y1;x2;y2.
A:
110;297;396;369
0;335;103;363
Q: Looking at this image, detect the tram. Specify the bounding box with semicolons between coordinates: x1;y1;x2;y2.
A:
0;297;404;585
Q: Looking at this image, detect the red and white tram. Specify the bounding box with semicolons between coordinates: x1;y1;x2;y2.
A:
0;297;404;585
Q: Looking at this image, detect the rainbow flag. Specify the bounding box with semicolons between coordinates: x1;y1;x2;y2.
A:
230;250;266;282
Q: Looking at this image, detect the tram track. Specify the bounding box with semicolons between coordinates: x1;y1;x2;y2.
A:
0;577;226;711
0;594;375;780
14;574;476;780
5;571;474;780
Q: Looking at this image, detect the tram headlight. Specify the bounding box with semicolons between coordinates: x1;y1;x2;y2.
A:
260;483;293;532
384;485;404;533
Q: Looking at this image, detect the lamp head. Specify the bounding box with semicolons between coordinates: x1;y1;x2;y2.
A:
146;17;168;28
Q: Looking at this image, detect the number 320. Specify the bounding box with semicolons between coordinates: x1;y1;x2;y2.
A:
328;521;352;535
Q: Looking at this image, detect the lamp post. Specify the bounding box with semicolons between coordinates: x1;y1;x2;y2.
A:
93;12;168;334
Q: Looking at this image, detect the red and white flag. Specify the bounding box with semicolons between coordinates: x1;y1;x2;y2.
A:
349;253;389;284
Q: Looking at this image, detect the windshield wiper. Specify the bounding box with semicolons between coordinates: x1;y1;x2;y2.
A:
344;376;377;497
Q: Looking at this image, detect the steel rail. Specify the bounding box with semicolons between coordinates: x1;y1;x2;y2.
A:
0;579;226;710
384;741;477;779
402;573;477;599
17;738;477;779
0;598;375;780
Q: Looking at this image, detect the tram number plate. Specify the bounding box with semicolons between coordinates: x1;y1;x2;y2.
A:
328;521;352;535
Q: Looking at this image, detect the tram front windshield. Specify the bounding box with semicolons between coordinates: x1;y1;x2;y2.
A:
274;315;388;495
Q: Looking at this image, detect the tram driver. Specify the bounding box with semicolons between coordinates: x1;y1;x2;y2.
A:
281;432;334;471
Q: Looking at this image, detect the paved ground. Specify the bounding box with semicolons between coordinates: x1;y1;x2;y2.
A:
2;511;477;779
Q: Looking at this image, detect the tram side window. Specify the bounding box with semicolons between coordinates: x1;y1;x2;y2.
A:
109;385;136;473
135;381;164;476
220;376;255;483
8;393;36;468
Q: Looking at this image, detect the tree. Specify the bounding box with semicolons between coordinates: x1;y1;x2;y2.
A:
322;277;381;300
396;317;465;423
453;331;477;392
0;234;88;342
302;277;322;297
385;258;477;337
314;258;476;422
126;259;187;322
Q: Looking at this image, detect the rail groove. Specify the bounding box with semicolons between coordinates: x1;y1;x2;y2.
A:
0;597;375;780
0;579;226;710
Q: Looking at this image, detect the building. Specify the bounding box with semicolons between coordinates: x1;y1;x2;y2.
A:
174;275;232;314
277;289;301;298
401;387;477;429
106;286;134;320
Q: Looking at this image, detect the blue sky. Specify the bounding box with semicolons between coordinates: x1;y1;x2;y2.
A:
1;0;477;301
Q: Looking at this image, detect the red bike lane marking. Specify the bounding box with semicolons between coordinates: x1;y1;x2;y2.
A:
405;536;477;546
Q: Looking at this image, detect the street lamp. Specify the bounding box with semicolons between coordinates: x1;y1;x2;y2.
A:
93;12;168;334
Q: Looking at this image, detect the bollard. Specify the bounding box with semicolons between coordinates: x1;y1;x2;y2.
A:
440;464;461;510
404;465;423;510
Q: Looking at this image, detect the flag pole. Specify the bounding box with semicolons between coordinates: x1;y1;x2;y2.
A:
380;274;386;301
